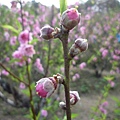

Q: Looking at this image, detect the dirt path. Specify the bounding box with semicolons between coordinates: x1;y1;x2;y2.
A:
71;92;120;120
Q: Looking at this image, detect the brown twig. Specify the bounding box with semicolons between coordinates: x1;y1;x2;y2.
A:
0;62;28;86
60;29;71;120
26;61;36;120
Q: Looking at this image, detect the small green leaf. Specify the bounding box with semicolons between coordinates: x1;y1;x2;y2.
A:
59;0;67;14
2;25;19;35
87;55;95;64
30;82;35;89
21;88;30;96
29;38;38;44
71;113;79;119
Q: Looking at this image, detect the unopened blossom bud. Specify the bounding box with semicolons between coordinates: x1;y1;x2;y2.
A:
36;77;58;98
59;102;66;110
70;91;80;105
69;38;88;58
61;8;81;31
40;25;54;40
75;38;88;52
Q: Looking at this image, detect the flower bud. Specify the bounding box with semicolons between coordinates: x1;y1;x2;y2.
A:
61;8;81;31
75;38;88;52
59;102;66;110
40;25;54;40
70;91;80;105
69;38;88;58
35;77;58;98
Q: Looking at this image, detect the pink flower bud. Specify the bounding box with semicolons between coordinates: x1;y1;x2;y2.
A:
61;8;81;30
70;91;80;105
36;77;58;98
40;25;54;40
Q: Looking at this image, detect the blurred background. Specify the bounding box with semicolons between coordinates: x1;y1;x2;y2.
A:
0;0;120;120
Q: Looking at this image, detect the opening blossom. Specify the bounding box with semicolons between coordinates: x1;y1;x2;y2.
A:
61;8;81;30
36;77;58;98
36;74;64;98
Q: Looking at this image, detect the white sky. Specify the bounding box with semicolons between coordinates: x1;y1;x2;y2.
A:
0;0;88;8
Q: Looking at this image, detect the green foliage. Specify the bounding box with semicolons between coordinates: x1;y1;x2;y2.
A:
112;97;120;118
59;0;67;14
1;25;20;35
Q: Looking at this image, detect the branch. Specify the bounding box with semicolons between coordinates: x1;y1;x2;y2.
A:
0;62;28;86
60;28;71;120
26;61;36;120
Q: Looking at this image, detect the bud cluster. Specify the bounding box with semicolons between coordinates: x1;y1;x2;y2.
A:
40;8;81;40
36;7;88;111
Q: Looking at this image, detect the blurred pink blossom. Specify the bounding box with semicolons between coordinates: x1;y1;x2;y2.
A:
79;62;86;70
85;14;91;20
113;55;120;60
99;106;107;115
108;80;115;88
5;57;10;62
102;49;108;58
80;26;86;35
18;30;32;44
10;36;17;45
13;44;35;63
41;110;48;117
110;70;115;75
72;73;80;81
99;101;108;115
20;44;36;57
74;56;79;60
11;1;17;8
100;48;104;52
1;70;9;76
34;58;44;73
116;68;120;73
93;57;97;62
12;50;23;59
4;31;10;41
19;82;26;89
